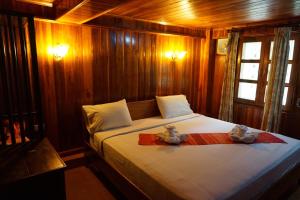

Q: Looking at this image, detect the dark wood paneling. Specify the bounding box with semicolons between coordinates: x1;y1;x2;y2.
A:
280;112;300;139
127;100;160;120
233;103;263;129
209;54;226;118
0;0;55;19
0;14;43;146
35;20;209;150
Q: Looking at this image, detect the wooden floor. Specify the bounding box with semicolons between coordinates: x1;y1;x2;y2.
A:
65;166;300;200
65;166;116;200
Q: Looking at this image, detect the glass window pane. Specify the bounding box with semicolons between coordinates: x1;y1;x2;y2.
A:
242;42;261;60
238;82;257;100
285;64;292;84
282;87;288;106
240;63;259;80
289;40;295;60
269;40;294;60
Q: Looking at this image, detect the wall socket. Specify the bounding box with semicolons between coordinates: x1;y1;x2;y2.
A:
297;98;300;108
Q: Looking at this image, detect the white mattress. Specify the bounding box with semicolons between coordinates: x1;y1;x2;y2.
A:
90;114;300;200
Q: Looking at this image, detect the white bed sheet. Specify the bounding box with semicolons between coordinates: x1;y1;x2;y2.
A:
90;114;300;200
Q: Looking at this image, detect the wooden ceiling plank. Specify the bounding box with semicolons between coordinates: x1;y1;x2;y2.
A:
85;14;206;37
2;0;300;28
107;0;300;28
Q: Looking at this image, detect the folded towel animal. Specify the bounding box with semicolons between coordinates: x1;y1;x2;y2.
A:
157;125;188;145
229;125;258;144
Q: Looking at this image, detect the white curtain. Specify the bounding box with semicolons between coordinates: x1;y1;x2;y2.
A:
218;32;239;122
261;27;291;132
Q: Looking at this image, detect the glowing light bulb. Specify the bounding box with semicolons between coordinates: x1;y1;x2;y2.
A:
165;50;186;60
48;44;69;61
176;51;187;59
165;51;175;59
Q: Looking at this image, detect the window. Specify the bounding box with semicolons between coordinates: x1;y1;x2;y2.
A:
236;41;262;101
266;40;295;105
235;37;297;108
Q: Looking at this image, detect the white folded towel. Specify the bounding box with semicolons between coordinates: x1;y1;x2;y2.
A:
229;125;258;144
157;125;188;145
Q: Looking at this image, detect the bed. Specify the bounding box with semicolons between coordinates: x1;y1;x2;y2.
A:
84;99;300;200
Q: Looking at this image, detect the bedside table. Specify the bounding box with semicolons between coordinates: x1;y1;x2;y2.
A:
0;138;66;200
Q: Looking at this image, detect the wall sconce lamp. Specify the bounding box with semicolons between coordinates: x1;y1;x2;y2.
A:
48;44;69;61
165;51;187;61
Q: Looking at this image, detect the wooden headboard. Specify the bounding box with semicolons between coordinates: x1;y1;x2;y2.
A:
83;99;160;142
127;99;160;120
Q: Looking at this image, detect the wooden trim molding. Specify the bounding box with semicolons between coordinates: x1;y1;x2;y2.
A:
212;28;229;39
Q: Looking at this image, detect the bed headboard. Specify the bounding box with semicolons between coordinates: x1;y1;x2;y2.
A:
82;99;160;142
127;99;160;120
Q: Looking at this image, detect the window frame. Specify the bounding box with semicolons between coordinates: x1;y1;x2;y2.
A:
265;37;297;109
234;37;269;107
234;35;298;110
281;38;297;108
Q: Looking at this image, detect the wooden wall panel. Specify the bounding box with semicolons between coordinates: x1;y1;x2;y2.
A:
233;103;263;129
209;54;226;118
34;21;59;146
35;20;209;150
280;112;300;139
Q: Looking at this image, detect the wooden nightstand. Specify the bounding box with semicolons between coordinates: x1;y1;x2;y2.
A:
0;138;66;200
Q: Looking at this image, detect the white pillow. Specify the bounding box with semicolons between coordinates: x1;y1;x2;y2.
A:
156;95;193;118
82;99;132;134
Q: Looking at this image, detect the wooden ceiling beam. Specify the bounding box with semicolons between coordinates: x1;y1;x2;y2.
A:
85;14;206;38
55;0;89;23
56;0;125;24
16;0;54;7
54;0;84;18
0;0;55;19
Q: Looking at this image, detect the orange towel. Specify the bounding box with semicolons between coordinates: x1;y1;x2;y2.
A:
138;132;286;145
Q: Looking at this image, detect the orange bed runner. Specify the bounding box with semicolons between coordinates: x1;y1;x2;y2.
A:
138;133;286;145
